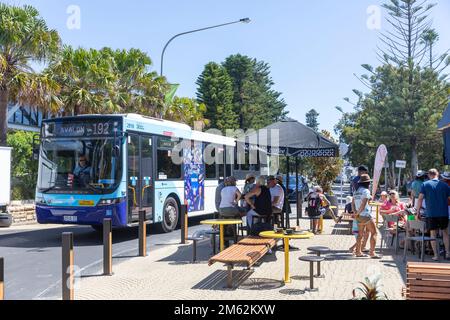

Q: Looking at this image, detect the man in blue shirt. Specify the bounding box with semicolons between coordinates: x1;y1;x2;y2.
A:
351;165;368;195
417;168;450;261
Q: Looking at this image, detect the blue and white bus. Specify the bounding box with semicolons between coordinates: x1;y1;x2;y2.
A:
35;114;267;232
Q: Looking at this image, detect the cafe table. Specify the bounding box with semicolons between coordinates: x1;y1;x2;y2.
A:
369;202;384;226
318;206;337;234
259;230;314;283
200;219;243;252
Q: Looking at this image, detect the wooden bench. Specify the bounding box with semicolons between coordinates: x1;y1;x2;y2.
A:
208;236;277;288
404;262;450;300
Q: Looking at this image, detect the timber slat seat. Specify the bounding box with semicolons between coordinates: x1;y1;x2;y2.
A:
237;236;277;247
208;236;276;288
405;262;450;300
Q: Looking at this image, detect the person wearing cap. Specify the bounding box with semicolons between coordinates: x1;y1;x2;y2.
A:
411;170;426;208
417;169;450;261
380;191;388;205
351;165;369;195
352;174;380;258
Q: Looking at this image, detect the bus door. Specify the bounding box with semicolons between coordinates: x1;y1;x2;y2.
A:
140;134;153;220
127;133;154;223
127;134;140;222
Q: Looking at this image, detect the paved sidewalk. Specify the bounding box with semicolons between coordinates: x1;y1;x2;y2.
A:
75;217;410;300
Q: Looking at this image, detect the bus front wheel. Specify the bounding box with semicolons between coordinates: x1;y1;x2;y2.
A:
159;197;179;233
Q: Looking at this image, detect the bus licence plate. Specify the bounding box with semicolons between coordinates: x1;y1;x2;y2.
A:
63;216;77;222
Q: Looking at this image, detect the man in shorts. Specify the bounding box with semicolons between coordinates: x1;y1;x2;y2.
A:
417;169;450;261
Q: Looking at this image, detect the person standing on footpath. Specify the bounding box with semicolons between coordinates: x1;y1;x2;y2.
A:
352;174;380;259
411;170;426;208
417;169;450;261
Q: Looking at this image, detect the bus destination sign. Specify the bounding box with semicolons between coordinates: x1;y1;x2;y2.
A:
44;120;120;138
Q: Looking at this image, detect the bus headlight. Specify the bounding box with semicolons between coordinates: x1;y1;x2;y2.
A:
98;198;123;206
36;196;47;205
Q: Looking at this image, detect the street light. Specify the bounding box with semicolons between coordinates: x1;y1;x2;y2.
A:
160;18;251;76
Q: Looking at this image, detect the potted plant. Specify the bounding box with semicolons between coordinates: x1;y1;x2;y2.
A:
352;275;388;300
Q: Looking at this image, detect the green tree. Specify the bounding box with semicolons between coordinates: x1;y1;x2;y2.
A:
377;0;449;175
222;54;287;130
0;4;61;145
196;62;237;132
48;46;168;116
336;0;449;180
305;109;319;131
164;96;209;128
7;130;38;199
304;130;343;194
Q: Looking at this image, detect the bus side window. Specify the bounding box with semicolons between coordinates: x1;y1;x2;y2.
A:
204;143;217;179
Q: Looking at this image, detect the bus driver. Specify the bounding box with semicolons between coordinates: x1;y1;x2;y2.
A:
73;155;92;187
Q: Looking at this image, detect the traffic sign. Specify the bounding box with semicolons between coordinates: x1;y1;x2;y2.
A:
395;160;406;169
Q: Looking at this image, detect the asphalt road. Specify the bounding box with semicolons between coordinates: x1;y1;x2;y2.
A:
0;215;213;300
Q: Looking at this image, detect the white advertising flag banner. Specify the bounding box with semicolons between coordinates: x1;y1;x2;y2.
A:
372;144;388;199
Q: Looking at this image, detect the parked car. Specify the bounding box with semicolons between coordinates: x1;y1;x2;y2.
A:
281;175;309;203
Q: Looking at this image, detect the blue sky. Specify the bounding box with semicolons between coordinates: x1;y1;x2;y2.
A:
5;0;450;136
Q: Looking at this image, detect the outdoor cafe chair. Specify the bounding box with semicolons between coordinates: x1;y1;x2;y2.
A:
403;220;437;262
380;213;405;255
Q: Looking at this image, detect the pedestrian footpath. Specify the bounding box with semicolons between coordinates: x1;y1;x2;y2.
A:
75;218;406;300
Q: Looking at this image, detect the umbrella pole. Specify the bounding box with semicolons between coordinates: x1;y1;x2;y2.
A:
286;156;290;229
295;157;299;227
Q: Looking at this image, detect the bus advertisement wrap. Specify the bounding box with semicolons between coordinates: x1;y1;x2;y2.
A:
183;141;205;212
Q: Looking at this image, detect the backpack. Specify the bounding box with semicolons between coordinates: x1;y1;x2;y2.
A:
306;195;322;217
250;222;273;236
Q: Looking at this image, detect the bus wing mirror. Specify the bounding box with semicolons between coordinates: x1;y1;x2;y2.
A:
32;134;40;161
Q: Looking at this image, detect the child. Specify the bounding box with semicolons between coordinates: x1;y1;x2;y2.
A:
344;196;353;214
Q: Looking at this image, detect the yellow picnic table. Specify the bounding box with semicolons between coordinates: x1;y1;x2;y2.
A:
200;219;243;252
318;206;337;234
259;230;314;283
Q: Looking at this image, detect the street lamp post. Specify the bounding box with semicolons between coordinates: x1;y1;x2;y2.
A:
160;18;251;76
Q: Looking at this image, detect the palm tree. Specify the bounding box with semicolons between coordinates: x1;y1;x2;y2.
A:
48;46;168;116
0;4;61;145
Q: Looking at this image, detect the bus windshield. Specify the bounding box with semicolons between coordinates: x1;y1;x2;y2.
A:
38;137;122;194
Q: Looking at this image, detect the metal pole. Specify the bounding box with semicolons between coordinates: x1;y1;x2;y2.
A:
384;155;388;192
139;210;147;257
62;232;74;300
0;257;4;300
103;218;112;276
285;156;290;228
398;168;402;192
180;204;187;244
160;18;250;76
295;157;300;227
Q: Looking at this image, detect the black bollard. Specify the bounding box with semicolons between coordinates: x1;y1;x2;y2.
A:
0;257;4;300
103;218;112;276
62;232;74;300
180;204;188;244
